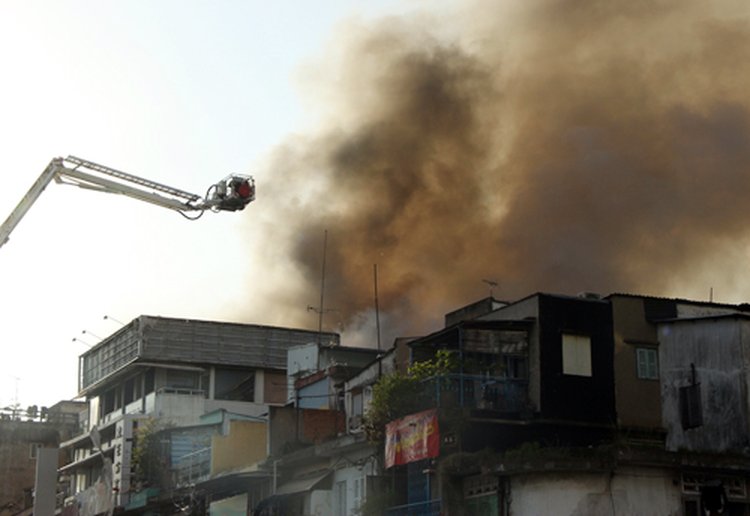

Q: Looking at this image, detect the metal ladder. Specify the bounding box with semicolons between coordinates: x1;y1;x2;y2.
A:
65;155;201;202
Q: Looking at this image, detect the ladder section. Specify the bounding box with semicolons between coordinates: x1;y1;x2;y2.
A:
65;156;201;203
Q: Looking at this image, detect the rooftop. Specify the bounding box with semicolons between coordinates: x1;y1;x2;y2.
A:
79;315;339;395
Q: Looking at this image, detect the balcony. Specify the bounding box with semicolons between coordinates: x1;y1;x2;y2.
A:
174;447;211;486
423;374;527;413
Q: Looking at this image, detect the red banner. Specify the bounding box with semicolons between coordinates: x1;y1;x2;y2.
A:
384;409;439;468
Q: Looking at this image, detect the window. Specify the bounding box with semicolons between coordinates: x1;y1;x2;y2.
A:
636;347;659;379
102;388;116;414
214;368;255;401
562;334;592;377
124;377;135;405
166;369;200;390
144;369;155;394
351;390;363;417
353;476;364;509
334;480;347;516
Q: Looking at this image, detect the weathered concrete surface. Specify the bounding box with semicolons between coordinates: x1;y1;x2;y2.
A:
659;317;750;453
509;468;681;516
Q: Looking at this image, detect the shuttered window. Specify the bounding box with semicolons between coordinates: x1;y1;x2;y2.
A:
636;347;659;380
562;333;592;377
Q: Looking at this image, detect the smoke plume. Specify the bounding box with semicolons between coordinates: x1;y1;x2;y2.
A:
255;0;750;343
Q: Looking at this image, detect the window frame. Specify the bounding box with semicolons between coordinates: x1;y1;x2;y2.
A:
635;347;659;380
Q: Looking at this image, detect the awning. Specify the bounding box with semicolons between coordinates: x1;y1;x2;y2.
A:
275;470;332;496
254;469;333;514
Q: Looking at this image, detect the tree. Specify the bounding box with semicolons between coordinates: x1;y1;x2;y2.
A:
131;418;172;490
363;350;456;443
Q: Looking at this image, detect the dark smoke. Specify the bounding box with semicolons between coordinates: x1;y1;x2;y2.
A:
257;1;750;343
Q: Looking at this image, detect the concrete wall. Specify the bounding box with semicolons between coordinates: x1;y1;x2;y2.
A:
33;447;58;515
298;378;332;410
0;420;59;511
331;448;377;516
659;317;750;453
204;399;269;419
609;295;662;428
269;406;297;456
209;493;248;516
268;407;345;455
153;392;205;426
289;344;319;377
509;468;681;516
264;370;288;405
211;420;267;475
306;489;332;516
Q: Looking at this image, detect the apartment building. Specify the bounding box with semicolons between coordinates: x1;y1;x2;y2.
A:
57;315;337;514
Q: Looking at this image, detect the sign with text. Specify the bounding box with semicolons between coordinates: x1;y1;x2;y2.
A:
385;409;439;468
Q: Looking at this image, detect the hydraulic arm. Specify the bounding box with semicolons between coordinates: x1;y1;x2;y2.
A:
0;156;255;249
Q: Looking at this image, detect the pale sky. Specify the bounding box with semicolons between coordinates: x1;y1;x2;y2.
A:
0;0;457;409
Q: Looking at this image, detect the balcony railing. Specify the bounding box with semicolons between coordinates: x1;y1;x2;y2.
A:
174;447;211;486
423;374;527;413
386;499;442;516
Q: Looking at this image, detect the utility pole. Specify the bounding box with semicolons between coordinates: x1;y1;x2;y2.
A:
317;230;328;344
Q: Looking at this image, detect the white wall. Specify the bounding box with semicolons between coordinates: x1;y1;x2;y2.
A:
306;489;332;516
509;468;681;516
288;343;319;377
153;392;205;426
332;451;377;516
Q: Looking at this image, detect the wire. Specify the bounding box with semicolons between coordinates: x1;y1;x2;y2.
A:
178;209;205;221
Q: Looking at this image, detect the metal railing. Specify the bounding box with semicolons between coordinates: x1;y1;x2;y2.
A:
423;374;527;412
386;499;442;516
174;447;211;486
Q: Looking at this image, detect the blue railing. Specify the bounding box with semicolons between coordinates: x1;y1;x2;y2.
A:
423;374;527;412
386;499;442;516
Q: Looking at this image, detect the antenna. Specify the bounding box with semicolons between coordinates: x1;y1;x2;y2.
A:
482;279;499;298
317;230;328;344
11;375;20;412
374;264;381;353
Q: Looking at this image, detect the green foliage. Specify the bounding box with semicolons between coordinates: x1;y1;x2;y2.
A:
408;349;458;381
363;350;457;443
131;418;171;490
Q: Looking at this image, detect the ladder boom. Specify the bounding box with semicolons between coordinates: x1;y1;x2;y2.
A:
0;159;62;248
56;167;197;212
65;156;202;204
0;156;255;250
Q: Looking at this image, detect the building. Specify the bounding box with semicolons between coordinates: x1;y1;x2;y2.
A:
0;401;85;515
251;341;390;515
364;293;750;515
51;292;750;515
57;315;338;514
